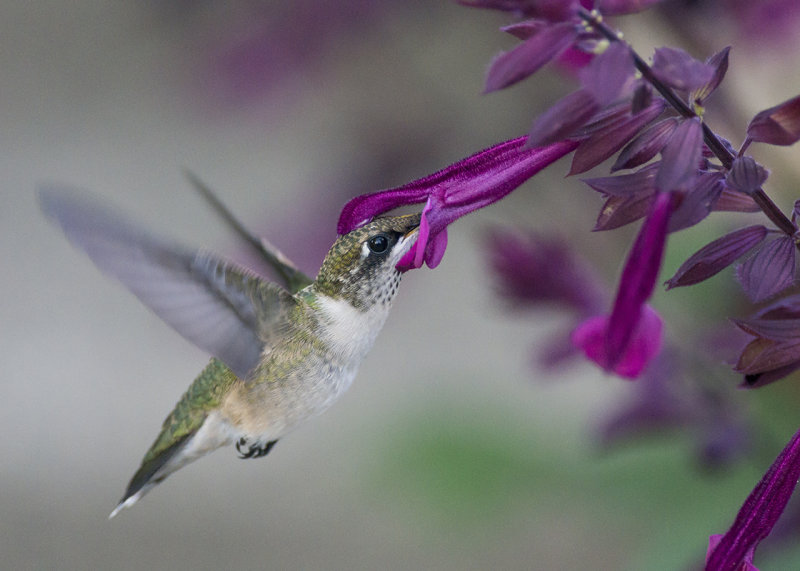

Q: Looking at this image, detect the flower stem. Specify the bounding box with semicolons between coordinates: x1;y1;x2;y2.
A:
577;7;797;238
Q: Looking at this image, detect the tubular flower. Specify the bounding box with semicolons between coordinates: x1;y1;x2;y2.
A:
337;137;578;271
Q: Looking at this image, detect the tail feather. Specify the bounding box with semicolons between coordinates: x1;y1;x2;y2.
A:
109;433;192;519
108;358;238;518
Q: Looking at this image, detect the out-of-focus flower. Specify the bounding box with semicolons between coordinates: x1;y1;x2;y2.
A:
337;137;578;271
202;1;397;106
706;427;800;571
485;229;605;314
484;228;606;369
572;191;672;378
726;0;800;44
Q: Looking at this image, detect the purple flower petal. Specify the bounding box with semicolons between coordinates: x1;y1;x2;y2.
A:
605;191;671;367
736;236;797;302
338;137;579;270
692;46;730;106
726;156;769;195
612;117;678;172
484;22;578;93
593;191;656;231
572;304;663;378
569;99;666;175
665;225;767;289
706;427;800;571
655;118;703;191
747;94;800;146
651;47;715;92
576;192;671;376
528;89;599;147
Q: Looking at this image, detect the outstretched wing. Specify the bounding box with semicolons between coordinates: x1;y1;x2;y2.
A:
39;185;298;379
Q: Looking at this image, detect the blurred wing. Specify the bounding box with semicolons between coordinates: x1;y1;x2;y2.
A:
183;170;314;294
39;186;298;379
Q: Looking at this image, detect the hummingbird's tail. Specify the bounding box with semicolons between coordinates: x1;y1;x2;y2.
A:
109;434;193;518
109;358;238;519
108;410;235;519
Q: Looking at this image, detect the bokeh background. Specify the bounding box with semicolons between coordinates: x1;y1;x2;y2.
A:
4;2;800;569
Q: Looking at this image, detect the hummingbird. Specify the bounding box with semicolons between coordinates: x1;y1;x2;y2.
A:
39;177;421;518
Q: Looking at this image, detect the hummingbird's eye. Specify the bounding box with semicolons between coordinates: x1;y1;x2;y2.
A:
367;234;390;254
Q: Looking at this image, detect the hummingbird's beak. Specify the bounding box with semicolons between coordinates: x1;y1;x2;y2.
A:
403;225;420;239
402;212;422;239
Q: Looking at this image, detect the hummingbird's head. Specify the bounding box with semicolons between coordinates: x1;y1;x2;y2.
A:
314;212;421;309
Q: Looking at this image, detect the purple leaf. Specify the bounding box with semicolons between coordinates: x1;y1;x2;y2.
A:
693;46;730;106
594;191;656;231
579;41;634;106
655;118;703;191
612;117;678;172
573;100;633;137
631;82;653;114
736;337;800;377
756;293;800;320
726;156;769;195
714;187;760;213
737;236;797;302
484;22;577;93
733;317;800;341
528;89;599;147
583;163;659;196
665;225;767;289
741;359;800;389
651;47;715;91
747;94;800;146
707;428;800;570
667;171;724;232
569;99;666;175
500;19;545;40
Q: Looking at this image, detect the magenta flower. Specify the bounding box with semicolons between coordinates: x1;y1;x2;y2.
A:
571;191;672;378
706;427;800;571
337;137;579;271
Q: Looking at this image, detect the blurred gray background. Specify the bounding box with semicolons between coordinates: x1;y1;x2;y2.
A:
5;2;800;570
